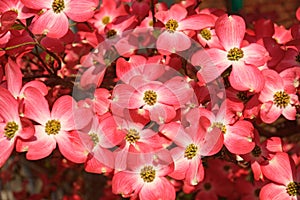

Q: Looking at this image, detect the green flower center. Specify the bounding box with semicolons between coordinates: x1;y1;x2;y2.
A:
45;119;61;135
140;166;156;183
125;129;140;143
165;19;178;33
200;29;212;41
286;182;300;196
273;91;290;108
52;0;65;14
227;47;244;61
4;121;19;139
184;143;198;159
143;90;157;106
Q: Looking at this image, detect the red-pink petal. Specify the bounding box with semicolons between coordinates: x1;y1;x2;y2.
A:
112;171;141;196
225;121;255;154
0;87;19;122
21;81;48;96
148;104;176;124
65;0;97;22
51;95;76;131
261;152;294;185
242;43;270;67
157;31;191;54
179;14;215;31
191;49;222;83
32;10;69;38
215;14;245;50
0;137;14;167
21;125;56;160
5;58;22;98
206;48;231;74
229;62;265;92
185;159;204;185
20;0;51;9
199;127;223;156
56;131;87;163
169;147;189;180
80;65;107;89
282;104;296;121
260;102;282;124
23;87;50;125
260;183;295;200
139;177;176;200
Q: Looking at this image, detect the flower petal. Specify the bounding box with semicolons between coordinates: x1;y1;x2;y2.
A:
32;10;69;38
215;14;245;50
261;152;294;185
65;0;97;22
20;0;51;9
157;31;191;54
260;183;294;200
229;62;265;92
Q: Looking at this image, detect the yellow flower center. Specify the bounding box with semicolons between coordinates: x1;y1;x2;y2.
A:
102;16;110;25
52;0;65;14
140;166;156;183
200;29;212;41
125;129;140;143
212;122;227;134
273;91;290;108
89;132;99;145
165;19;178;33
45;119;61;135
286;182;300;196
4;121;19;139
143;90;157;106
184;143;198;159
227;47;244;61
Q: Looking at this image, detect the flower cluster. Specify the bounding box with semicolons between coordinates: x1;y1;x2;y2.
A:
0;0;300;199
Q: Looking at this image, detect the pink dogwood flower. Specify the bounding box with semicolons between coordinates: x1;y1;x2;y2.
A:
21;0;98;38
260;152;300;200
112;150;175;200
205;14;269;92
198;101;255;155
259;69;298;123
112;75;193;124
160;110;223;186
18;90;88;163
155;4;214;54
0;87;34;167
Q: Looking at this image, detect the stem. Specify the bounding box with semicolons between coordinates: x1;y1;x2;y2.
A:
150;0;156;24
0;42;37;51
16;19;62;73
